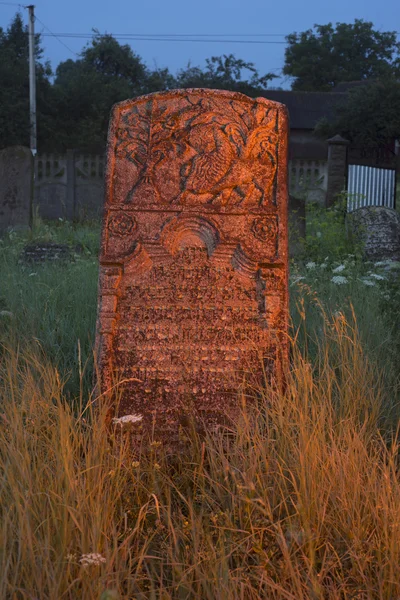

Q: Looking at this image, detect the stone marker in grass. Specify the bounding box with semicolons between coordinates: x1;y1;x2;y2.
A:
96;89;289;445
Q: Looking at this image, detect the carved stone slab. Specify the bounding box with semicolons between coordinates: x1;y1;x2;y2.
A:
96;89;289;442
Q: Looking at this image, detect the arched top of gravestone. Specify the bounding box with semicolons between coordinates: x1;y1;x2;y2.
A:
104;88;288;213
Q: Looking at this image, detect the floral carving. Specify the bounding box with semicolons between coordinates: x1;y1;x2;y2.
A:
251;215;278;242
108;214;137;236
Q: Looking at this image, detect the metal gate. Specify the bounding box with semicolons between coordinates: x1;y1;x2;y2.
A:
346;144;397;212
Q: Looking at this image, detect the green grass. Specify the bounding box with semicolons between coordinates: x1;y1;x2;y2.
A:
0;219;100;398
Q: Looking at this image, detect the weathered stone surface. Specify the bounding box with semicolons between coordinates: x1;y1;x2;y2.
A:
0;146;32;233
347;206;400;262
96;89;289;443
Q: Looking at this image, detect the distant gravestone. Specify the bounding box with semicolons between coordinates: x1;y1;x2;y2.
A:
96;89;289;443
0;146;32;233
20;242;82;264
348;206;400;262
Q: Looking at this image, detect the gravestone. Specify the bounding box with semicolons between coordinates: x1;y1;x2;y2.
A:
0;146;33;233
348;206;400;262
96;89;289;443
20;242;83;264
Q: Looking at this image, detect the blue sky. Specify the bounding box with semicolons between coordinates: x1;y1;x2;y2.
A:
1;0;399;89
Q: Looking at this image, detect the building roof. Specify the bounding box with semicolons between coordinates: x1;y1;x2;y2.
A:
333;80;377;92
256;90;347;130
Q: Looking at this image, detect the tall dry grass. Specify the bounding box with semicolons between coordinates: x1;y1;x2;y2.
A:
0;311;399;599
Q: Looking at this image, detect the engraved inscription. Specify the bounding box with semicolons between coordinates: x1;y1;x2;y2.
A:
112;248;284;420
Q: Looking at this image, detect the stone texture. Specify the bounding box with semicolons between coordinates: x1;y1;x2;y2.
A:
0;146;33;232
347;206;400;261
95;89;289;444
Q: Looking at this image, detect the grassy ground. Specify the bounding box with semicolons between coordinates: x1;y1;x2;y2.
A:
0;213;399;598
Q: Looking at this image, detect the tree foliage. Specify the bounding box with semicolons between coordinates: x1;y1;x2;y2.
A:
0;13;53;149
284;20;400;91
176;54;276;94
315;79;400;146
50;33;154;152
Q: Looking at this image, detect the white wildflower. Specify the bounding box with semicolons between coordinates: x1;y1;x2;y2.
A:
360;278;376;287
332;264;346;273
368;273;385;280
0;310;13;318
320;263;328;269
112;414;143;426
305;261;316;269
316;232;322;238
79;553;106;567
331;275;348;285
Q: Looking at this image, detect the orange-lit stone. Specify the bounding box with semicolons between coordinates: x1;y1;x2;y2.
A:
95;89;289;443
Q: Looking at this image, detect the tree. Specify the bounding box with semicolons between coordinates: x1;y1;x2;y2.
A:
283;20;400;91
0;12;53;150
314;79;400;146
175;54;276;94
51;32;175;152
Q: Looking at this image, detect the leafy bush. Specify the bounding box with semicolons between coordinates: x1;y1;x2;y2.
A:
303;195;362;262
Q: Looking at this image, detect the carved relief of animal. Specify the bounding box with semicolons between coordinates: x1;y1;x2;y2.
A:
180;122;277;206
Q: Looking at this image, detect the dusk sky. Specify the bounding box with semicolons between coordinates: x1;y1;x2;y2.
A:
1;0;399;89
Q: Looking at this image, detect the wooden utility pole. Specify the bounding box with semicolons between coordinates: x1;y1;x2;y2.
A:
27;5;37;156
